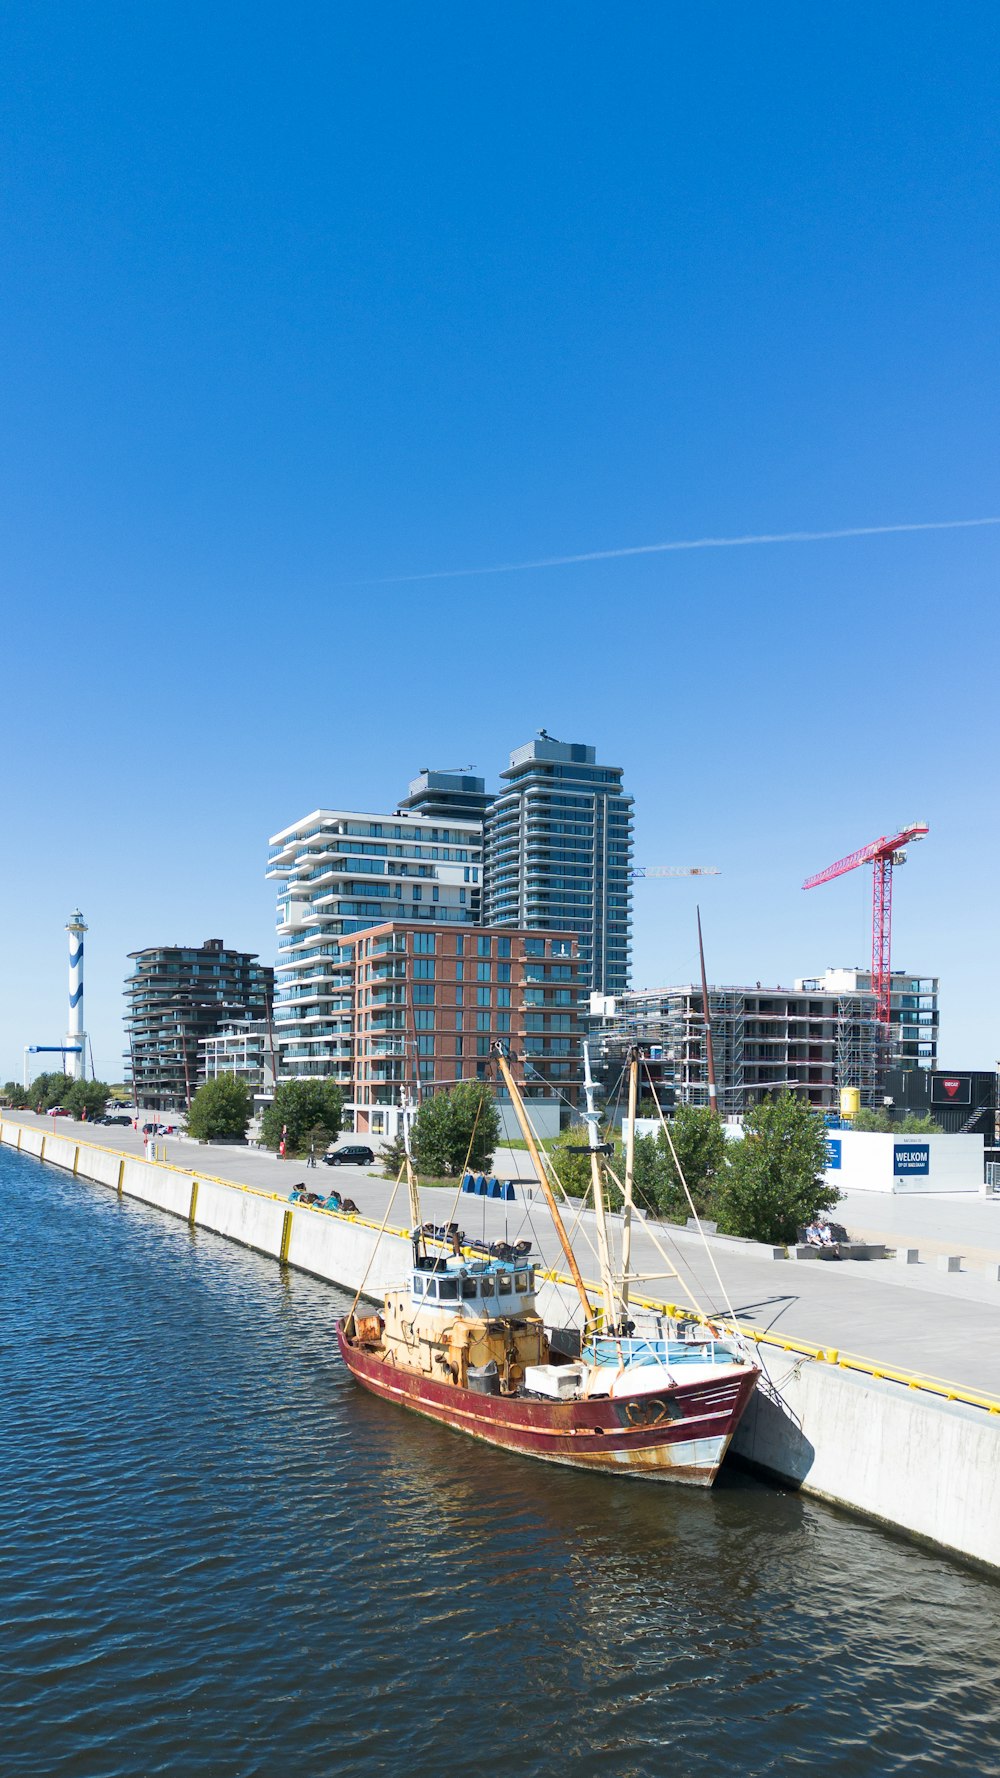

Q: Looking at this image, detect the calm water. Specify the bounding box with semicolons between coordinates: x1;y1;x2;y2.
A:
3;1147;1000;1778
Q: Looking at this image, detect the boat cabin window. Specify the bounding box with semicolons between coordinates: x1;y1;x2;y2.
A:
423;1278;438;1299
514;1271;529;1292
498;1274;512;1296
412;1275;425;1296
438;1277;459;1300
461;1277;478;1299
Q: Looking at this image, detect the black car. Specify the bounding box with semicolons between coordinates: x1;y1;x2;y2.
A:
103;1113;132;1127
322;1145;376;1167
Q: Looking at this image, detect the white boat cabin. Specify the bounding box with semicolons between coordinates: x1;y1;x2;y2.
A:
408;1255;536;1319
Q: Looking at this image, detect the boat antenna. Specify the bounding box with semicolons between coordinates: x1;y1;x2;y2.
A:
697;905;720;1119
491;1043;594;1327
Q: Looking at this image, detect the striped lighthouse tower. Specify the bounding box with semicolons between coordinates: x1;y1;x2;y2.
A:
65;909;88;1081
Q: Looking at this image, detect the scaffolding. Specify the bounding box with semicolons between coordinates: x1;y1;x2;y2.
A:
835;994;880;1108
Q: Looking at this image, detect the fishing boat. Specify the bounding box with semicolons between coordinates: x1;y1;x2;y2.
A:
338;1044;759;1485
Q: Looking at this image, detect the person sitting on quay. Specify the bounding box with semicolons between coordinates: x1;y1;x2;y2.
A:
323;1189;343;1212
288;1182;308;1203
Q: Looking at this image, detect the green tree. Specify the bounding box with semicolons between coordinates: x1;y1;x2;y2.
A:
261;1079;344;1155
65;1079;110;1122
380;1132;409;1180
547;1126;599;1199
187;1073;252;1142
852;1108;942;1134
411;1080;500;1178
30;1072;74;1111
1;1081;31;1109
715;1094;838;1246
641;1106;727;1222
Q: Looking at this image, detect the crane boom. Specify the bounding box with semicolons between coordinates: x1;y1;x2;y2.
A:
801;822;929;1029
801;824;928;890
631;866;720;880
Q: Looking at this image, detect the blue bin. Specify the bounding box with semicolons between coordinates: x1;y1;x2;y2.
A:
487;1177;502;1199
474;1174;488;1195
461;1172;477;1194
501;1181;515;1201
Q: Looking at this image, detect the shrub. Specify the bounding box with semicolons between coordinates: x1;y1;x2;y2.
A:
187;1074;252;1142
411;1080;500;1178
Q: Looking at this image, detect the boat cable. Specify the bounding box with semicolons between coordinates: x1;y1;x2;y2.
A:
344;1163;406;1324
643;1063;746;1343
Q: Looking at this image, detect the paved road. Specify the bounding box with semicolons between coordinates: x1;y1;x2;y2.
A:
10;1112;1000;1398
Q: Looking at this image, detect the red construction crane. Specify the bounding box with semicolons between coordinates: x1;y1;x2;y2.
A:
802;823;929;1026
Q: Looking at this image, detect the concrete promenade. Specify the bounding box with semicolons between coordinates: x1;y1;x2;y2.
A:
5;1110;1000;1570
11;1111;1000;1396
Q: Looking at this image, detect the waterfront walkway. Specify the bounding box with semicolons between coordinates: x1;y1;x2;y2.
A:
11;1113;1000;1399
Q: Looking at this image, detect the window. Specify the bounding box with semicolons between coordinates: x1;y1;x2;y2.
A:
456;936;464;954
497;988;510;1008
413;961;435;980
498;1274;512;1296
455;986;463;1006
497;964;511;983
432;887;439;902
419;1060;434;1080
414;1010;434;1031
550;940;572;958
455;1036;463;1056
413;933;436;954
476;963;491;982
498;938;511;958
554;990;572;1006
477;936;492;957
525;989;544;1006
413;984;435;1005
495;1013;510;1033
417;1036;434;1056
412;1275;425;1296
412;887;422;902
476;1036;490;1057
455;962;464;981
461;1277;478;1299
476;987;491;1007
459;890;466;905
476;1013;491;1032
439;1276;458;1300
525;938;544;957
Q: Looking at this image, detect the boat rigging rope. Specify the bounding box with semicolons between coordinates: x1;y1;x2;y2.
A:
345;1164;406;1322
642;1062;744;1338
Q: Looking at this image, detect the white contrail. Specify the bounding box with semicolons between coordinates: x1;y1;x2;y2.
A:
363;514;1000;585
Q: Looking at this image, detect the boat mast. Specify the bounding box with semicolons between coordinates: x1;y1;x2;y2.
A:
492;1044;594;1327
620;1046;639;1314
582;1037;618;1328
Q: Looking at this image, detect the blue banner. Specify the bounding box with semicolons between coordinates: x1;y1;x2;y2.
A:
825;1138;842;1170
893;1142;930;1177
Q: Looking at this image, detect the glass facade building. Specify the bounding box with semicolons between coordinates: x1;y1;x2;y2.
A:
483;735;633;996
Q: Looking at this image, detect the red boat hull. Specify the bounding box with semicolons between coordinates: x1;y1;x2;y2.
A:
337;1323;758;1487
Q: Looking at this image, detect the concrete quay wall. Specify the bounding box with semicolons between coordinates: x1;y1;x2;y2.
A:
4;1120;999;1572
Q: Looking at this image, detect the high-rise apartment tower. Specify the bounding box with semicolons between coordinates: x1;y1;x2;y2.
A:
484;734;633;996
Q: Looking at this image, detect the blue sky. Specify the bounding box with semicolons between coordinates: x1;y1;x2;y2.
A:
2;3;998;1080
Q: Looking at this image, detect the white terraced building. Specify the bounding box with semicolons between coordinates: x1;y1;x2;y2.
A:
266;807;483;1084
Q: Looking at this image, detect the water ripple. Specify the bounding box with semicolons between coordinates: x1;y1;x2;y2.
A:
2;1147;1000;1777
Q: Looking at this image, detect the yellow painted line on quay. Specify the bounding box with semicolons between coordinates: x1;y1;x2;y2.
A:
3;1118;1000;1419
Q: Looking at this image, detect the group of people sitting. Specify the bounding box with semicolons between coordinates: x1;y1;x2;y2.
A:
804;1216;843;1256
288;1184;358;1214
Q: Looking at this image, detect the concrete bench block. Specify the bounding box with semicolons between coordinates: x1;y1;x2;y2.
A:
897;1248;920;1265
937;1254;963;1274
790;1244;817;1260
985;1263;1000;1283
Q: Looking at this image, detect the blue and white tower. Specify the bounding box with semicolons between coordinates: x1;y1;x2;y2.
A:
65;909;87;1080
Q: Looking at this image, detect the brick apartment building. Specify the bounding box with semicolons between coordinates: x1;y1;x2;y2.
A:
341;921;583;1138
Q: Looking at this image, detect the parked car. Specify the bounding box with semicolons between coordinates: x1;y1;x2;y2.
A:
105;1114;133;1127
46;1106;71;1118
322;1144;376;1168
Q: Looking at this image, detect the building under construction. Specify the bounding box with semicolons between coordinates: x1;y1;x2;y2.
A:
593;970;939;1115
